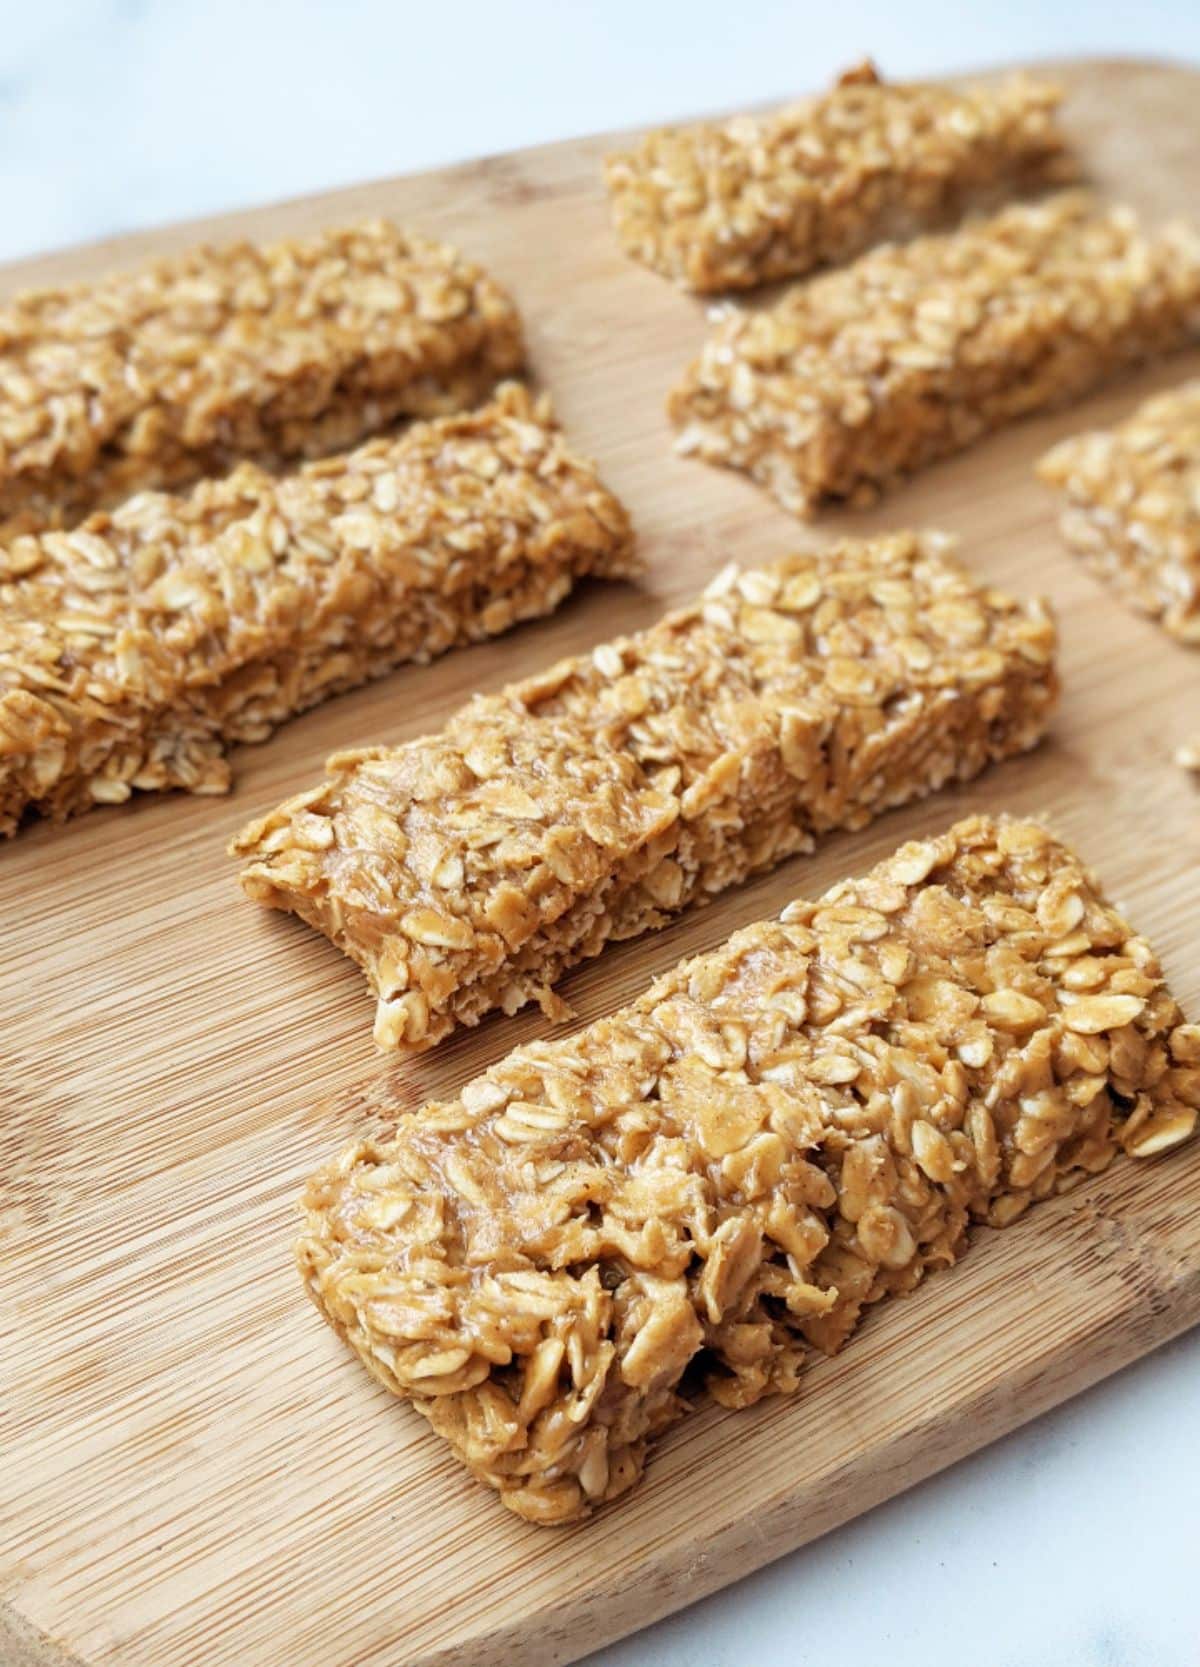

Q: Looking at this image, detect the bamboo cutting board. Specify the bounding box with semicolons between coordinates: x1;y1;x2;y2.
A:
3;55;1200;1667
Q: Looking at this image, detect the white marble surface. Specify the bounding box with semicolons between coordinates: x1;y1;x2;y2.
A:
5;5;1199;1665
587;1330;1200;1667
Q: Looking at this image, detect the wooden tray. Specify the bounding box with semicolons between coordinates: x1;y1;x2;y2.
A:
3;55;1199;1667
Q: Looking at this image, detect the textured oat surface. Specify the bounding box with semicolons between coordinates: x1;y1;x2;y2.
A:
0;384;633;834
0;219;524;538
234;532;1058;1052
298;814;1200;1523
605;62;1074;293
669;193;1200;517
1038;379;1200;646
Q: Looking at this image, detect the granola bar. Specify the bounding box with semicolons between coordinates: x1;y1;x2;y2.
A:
233;531;1058;1051
298;814;1200;1523
605;61;1074;294
1037;380;1200;646
0;219;524;538
0;384;633;833
669;194;1200;517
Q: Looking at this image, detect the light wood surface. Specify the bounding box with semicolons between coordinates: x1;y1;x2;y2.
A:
3;56;1199;1667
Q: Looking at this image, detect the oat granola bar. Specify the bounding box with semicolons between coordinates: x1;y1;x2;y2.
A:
669;194;1200;517
298;814;1200;1523
605;61;1074;294
1037;380;1200;647
0;219;524;538
234;532;1058;1051
0;385;632;833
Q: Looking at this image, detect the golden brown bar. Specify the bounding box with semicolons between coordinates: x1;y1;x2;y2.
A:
298;814;1200;1523
0;219;524;538
1037;380;1200;646
605;61;1074;293
233;532;1058;1051
669;194;1200;516
0;385;633;833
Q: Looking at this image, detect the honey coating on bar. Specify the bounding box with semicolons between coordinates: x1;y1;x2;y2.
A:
669;194;1200;517
298;815;1200;1523
605;61;1074;294
234;532;1058;1052
1038;379;1200;647
0;219;524;538
0;385;634;834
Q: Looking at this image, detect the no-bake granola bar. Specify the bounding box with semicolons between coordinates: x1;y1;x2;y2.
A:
0;219;523;538
605;61;1074;293
669;194;1200;516
298;814;1200;1523
234;532;1058;1051
1037;380;1200;646
0;385;632;833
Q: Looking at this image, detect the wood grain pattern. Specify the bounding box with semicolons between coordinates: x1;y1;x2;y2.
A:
2;56;1199;1667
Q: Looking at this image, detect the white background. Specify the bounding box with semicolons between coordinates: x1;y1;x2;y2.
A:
5;4;1199;1665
